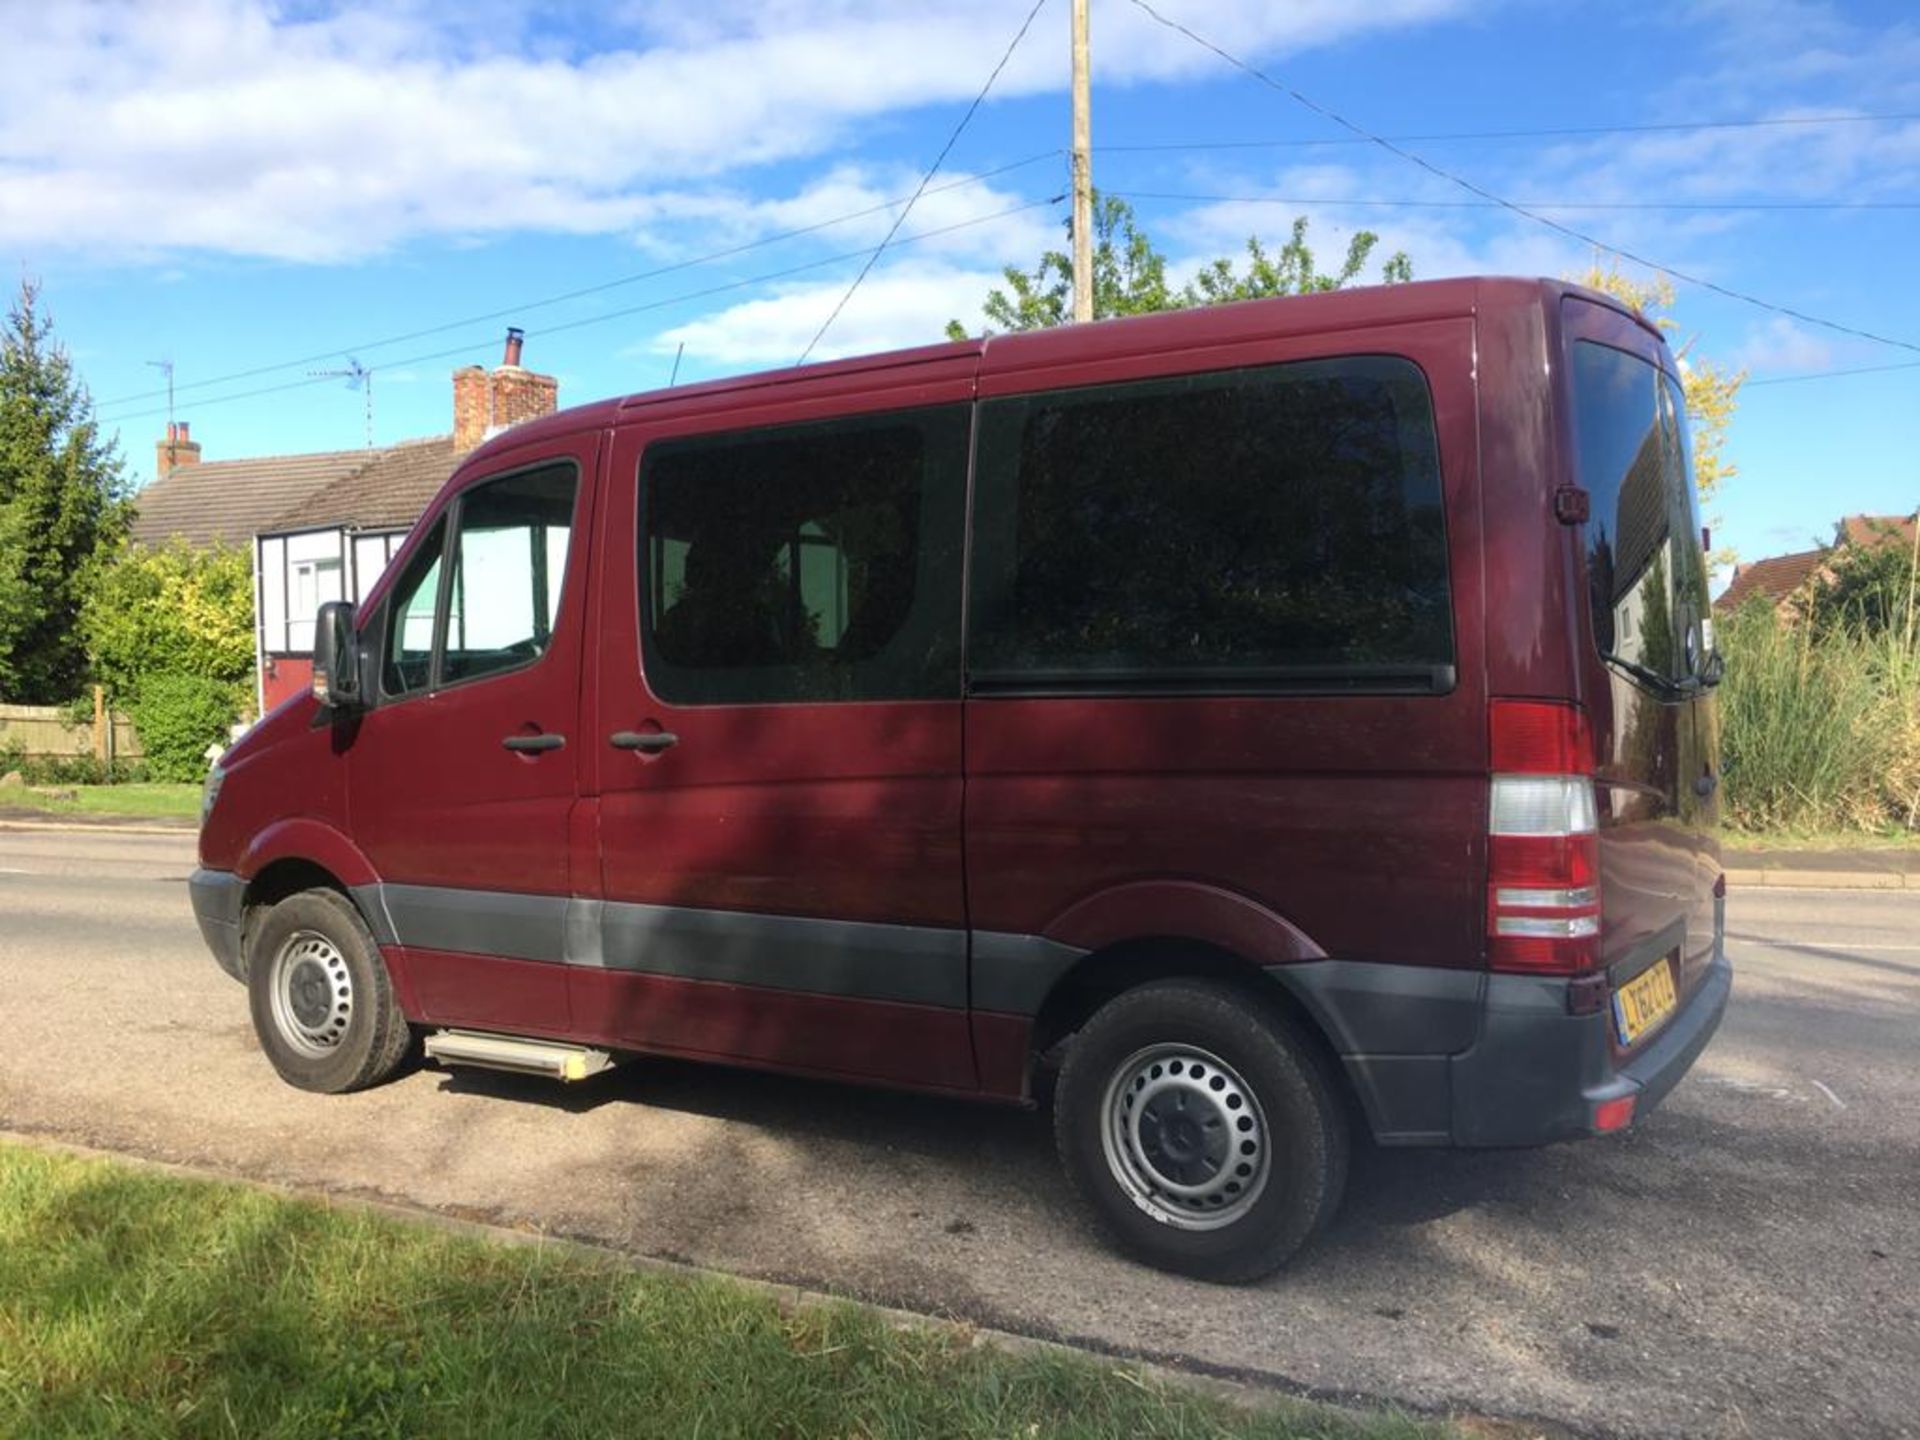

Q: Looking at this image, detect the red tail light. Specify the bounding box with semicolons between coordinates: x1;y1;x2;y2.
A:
1488;700;1601;975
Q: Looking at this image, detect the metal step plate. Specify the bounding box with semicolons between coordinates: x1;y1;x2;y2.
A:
424;1029;615;1082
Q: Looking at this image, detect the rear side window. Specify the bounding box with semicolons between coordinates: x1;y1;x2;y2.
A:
967;357;1453;692
1570;341;1701;685
638;406;968;705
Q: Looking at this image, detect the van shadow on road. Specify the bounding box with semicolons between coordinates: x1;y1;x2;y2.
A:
427;1050;1536;1237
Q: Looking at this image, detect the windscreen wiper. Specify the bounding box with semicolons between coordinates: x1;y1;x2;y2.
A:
1600;651;1696;701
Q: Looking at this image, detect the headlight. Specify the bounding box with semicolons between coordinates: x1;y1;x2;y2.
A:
201;765;226;825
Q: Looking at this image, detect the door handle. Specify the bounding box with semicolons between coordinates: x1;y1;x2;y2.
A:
502;733;566;753
610;730;678;754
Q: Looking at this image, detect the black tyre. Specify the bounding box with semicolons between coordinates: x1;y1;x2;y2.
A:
246;888;412;1094
1054;979;1348;1283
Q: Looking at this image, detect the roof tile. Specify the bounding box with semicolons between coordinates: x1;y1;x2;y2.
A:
129;448;372;548
270;435;457;534
1716;548;1827;611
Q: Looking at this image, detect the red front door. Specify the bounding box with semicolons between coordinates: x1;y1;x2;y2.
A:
580;367;977;1089
346;434;600;1031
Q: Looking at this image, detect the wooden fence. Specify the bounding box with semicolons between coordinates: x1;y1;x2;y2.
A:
0;694;143;764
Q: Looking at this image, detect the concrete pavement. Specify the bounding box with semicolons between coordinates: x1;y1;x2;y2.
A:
1;827;1915;1439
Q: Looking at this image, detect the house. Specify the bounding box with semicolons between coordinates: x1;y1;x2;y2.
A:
130;329;559;714
1715;513;1917;617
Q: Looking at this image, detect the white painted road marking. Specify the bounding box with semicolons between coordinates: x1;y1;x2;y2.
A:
1810;1081;1847;1111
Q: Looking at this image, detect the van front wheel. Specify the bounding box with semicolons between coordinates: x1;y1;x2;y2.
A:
1054;979;1347;1283
246;888;412;1094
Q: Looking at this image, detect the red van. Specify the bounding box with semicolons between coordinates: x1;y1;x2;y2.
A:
192;277;1728;1281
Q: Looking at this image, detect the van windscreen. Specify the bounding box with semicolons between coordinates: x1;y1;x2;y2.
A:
1570;341;1707;690
967;356;1452;693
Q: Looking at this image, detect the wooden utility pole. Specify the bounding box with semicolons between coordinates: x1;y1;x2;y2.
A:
1070;0;1094;323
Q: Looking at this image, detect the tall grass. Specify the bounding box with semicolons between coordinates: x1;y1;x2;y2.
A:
1718;600;1920;834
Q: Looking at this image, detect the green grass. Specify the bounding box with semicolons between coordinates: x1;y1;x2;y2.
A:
0;782;199;821
0;1143;1446;1440
1721;829;1920;853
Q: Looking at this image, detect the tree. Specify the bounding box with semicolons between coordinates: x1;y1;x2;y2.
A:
1802;516;1920;643
946;195;1410;339
79;539;255;702
0;281;131;701
79;538;255;781
1571;263;1745;526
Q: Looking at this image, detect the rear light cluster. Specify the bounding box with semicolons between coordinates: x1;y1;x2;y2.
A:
1488;700;1601;975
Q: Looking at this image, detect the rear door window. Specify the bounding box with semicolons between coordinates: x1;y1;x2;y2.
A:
967;357;1453;693
1571;342;1701;686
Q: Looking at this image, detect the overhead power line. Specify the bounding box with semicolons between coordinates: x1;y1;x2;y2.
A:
1745;360;1920;388
796;0;1051;365
1113;189;1920;213
1099;110;1920;153
95;152;1061;412
101;195;1065;427
1124;0;1920;357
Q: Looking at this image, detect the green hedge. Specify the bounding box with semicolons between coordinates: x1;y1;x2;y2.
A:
128;673;244;782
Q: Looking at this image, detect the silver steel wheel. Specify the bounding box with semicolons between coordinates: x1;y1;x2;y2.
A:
267;929;354;1059
1099;1043;1272;1231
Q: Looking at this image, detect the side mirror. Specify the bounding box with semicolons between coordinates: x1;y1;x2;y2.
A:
312;600;364;709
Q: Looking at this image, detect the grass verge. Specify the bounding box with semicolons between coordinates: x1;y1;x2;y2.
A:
0;782;198;821
1720;829;1920;853
0;1142;1446;1440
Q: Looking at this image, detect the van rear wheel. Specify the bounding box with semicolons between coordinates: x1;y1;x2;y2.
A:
1054;979;1347;1283
246;888;411;1094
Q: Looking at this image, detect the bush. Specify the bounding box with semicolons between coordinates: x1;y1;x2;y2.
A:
1801;520;1919;641
128;673;242;782
17;753;106;785
1717;601;1919;833
80;538;254;709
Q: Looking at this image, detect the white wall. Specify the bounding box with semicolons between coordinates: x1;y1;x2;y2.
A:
257;527;405;659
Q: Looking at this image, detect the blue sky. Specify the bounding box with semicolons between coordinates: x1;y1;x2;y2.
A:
8;0;1918;576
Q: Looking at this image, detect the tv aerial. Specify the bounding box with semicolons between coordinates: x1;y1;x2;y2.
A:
308;357;375;448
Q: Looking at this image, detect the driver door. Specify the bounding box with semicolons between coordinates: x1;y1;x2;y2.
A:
346;436;599;1033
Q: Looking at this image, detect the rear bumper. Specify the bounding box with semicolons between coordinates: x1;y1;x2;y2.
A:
1266;912;1730;1147
189;868;246;982
1448;950;1730;1146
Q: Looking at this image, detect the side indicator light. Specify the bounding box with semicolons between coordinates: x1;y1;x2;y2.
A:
1593;1096;1636;1133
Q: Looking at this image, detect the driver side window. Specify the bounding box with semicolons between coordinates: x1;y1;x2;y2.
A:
380;462;578;698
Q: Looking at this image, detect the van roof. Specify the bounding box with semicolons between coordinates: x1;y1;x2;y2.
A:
461;275;1663;465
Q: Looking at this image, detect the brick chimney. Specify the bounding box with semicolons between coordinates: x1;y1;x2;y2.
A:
453;327;559;454
156;421;202;479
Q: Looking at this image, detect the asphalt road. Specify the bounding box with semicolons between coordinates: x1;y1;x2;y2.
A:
2;825;1914;1439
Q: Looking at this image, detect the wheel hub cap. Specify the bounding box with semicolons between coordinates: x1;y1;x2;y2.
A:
289;962;332;1028
269;931;354;1059
1100;1043;1273;1231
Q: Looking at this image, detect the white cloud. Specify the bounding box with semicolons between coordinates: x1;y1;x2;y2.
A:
1158;163;1592;286
625;165;1062;266
0;0;1467;264
1735;317;1836;374
654;262;1005;366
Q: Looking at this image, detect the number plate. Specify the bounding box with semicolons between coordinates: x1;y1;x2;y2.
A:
1614;957;1678;1047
